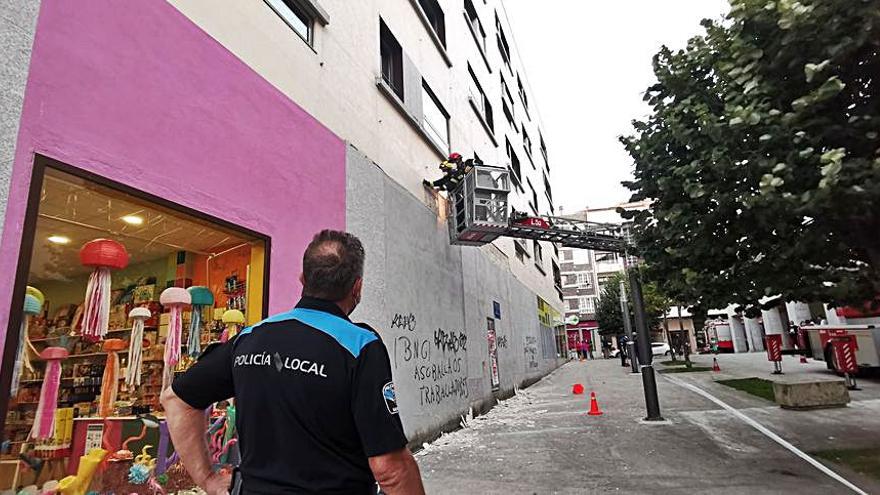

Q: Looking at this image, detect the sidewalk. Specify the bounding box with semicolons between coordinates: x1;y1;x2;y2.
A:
417;358;880;494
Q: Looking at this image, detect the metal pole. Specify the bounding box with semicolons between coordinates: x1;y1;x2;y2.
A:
618;280;633;368
628;268;663;421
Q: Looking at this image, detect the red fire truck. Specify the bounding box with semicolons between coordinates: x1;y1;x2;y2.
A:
802;324;880;373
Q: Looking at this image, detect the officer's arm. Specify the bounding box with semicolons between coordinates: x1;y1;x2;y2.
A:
368;448;425;495
161;388;229;492
161;341;236;494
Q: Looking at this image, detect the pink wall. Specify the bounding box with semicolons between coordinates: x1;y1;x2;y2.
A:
0;0;346;348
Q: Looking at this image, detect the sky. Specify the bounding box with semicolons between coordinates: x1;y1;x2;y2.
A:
503;1;729;214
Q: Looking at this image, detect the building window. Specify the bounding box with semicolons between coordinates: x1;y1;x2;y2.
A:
468;64;493;131
568;297;580;310
539;132;548;169
576;273;592;288
501;76;516;129
514;239;528;262
265;0;314;44
563;249;573;261
533;240;544;271
528;179;538;215
579;297;595;314
552;260;562;289
422;82;450;153
496;14;511;69
418;0;446;47
523;128;533;161
464;0;486;52
517;75;529;112
506;139;521;190
380;20;404;100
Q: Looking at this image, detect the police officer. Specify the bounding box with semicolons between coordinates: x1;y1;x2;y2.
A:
162;230;425;495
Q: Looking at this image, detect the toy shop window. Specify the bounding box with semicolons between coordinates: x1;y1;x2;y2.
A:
0;156;268;491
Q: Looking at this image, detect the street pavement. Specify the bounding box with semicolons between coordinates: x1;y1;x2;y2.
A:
417;353;880;494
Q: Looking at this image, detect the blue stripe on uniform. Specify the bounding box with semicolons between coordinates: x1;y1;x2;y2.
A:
238;308;377;358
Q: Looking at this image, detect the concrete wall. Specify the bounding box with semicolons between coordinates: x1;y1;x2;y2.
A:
346;145;559;443
0;0;40;245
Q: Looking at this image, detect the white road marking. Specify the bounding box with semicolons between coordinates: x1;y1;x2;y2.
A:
664;374;868;495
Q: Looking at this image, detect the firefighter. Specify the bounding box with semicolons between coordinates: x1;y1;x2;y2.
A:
424;153;476;192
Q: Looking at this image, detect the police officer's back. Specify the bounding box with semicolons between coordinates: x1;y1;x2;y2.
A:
162;230;425;495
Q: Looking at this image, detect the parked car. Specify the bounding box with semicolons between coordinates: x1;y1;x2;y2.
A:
610;342;670;358
651;342;670;356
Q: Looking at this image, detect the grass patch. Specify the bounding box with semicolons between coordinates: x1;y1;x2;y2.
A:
658;366;712;373
813;448;880;480
717;377;775;402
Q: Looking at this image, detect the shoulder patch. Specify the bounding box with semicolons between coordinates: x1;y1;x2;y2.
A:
382;381;398;414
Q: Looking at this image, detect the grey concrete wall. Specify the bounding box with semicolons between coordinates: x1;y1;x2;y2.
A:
0;0;40;244
346;145;560;444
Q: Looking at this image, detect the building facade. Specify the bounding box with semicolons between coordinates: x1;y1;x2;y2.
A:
0;0;565;489
558;201;650;351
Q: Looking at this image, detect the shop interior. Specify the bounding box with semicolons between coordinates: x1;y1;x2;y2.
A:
2;163;266;493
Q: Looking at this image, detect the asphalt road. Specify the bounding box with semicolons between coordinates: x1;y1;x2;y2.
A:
417;353;880;494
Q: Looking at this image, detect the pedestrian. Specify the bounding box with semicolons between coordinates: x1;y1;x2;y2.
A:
162;230;425;495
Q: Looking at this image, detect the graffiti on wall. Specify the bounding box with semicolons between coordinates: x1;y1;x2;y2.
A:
524;335;539;370
496;335;509;349
487;318;500;391
390;311;469;407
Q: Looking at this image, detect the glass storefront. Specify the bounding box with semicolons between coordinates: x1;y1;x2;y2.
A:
1;160;267;492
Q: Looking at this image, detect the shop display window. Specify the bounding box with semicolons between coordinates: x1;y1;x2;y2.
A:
1;157;268;492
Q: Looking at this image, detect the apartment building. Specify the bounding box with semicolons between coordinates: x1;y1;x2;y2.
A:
558;201;650;350
0;0;564;460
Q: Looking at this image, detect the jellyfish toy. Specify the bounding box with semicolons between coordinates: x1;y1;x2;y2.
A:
11;293;42;396
30;347;68;440
186;286;214;357
79;239;129;342
126;307;152;387
220;309;245;343
98;339;127;417
159;288;190;390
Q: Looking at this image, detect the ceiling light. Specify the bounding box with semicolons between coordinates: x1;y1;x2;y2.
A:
48;235;71;245
121;215;144;226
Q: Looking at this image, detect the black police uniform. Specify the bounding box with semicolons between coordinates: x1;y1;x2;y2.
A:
172;297;408;494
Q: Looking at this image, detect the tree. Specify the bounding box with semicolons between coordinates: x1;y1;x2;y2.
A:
621;0;880;314
596;271;667;336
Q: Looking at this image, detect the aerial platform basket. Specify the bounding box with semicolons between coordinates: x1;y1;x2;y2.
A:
447;165;511;246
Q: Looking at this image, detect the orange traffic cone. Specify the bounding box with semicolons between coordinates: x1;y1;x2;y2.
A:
712;358;721;372
587;392;603;416
572;383;584;395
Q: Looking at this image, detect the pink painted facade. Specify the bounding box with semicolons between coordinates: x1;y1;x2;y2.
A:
0;0;346;350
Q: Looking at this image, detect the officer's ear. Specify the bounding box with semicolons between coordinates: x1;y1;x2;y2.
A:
352;277;363;301
299;272;305;287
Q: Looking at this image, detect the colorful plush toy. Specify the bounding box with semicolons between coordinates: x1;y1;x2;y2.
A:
186;286;214;357
80;239;129;342
159;288;191;390
126;307;152;387
98;339;127;417
128;445;157;484
220;309;245;343
11;293;42;396
30;347;68;440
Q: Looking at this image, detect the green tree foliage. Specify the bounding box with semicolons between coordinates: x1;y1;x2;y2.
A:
596;271;668;335
622;0;880;313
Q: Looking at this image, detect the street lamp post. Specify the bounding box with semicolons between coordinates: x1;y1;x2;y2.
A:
628;268;664;421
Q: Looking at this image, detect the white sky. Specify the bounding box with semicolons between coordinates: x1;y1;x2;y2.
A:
503;1;728;213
